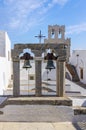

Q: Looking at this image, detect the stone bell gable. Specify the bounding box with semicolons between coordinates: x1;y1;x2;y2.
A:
44;25;71;61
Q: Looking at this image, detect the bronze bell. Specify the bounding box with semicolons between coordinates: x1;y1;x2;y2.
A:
23;60;32;70
45;60;55;71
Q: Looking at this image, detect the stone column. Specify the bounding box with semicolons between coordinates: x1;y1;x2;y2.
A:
61;26;65;40
56;59;65;97
13;58;20;96
48;28;51;39
33;50;42;97
35;59;42;96
62;31;64;40
55;29;58;40
56;60;59;96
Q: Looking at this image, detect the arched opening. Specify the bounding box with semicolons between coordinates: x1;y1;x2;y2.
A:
42;49;57;96
20;48;35;96
51;29;55;39
58;29;62;39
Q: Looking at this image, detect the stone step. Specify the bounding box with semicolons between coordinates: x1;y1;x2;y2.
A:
73;106;86;115
0;96;72;107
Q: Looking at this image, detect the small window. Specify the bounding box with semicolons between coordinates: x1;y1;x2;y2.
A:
80;68;83;79
30;76;34;80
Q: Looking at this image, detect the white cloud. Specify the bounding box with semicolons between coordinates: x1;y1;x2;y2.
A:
39;0;69;14
52;0;69;5
4;0;48;30
66;23;86;35
3;0;69;31
9;18;20;28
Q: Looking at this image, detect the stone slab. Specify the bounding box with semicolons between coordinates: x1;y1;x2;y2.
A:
0;122;78;130
74;106;86;115
0;96;72;107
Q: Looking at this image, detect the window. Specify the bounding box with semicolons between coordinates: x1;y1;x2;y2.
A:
29;75;34;80
58;29;62;39
80;68;83;79
51;29;55;39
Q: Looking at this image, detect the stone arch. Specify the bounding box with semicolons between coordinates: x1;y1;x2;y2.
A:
12;43;67;97
41;49;57;95
19;48;35;96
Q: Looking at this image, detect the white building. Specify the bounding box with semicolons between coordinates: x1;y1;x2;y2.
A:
70;50;86;84
0;31;12;95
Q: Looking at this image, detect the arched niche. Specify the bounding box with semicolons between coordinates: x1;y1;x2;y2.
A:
41;48;57;96
19;48;35;96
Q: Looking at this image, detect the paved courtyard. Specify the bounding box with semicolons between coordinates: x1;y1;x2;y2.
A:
0;79;86;129
0;105;74;122
0;122;83;130
0;104;86;122
0;104;86;129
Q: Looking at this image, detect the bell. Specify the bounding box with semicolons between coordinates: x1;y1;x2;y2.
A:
45;60;55;71
23;60;32;70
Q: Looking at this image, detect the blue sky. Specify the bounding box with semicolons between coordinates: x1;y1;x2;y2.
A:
0;0;86;50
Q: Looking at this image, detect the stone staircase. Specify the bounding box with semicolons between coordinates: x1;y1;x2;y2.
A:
76;81;86;89
66;63;80;82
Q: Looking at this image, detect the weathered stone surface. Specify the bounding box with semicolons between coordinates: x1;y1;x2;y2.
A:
13;61;20;96
12;43;67;58
35;60;42;96
74;106;86;115
0;97;72;107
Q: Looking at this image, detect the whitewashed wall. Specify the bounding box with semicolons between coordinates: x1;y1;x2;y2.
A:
0;31;5;57
70;50;86;84
5;32;12;82
20;61;56;82
0;32;11;95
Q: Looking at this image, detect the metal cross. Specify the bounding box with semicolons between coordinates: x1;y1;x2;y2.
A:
35;30;46;43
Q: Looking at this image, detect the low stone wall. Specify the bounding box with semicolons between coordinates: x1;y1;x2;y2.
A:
74;106;86;115
0;97;72;107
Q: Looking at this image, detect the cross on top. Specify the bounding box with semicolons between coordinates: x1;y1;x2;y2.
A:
35;30;46;43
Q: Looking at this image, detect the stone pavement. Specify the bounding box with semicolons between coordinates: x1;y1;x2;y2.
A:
0;122;82;130
0;104;86;129
0;105;74;122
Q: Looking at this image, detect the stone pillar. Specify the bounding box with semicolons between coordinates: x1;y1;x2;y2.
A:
56;60;59;96
62;31;64;40
61;26;65;40
13;58;20;96
48;28;51;39
35;59;42;96
55;29;58;40
56;59;65;97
